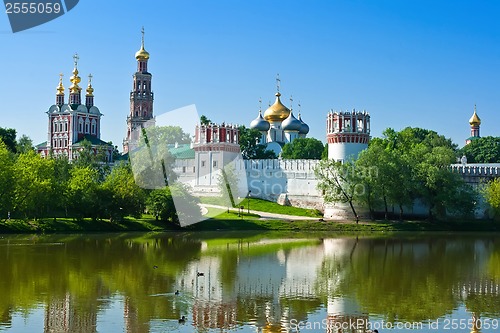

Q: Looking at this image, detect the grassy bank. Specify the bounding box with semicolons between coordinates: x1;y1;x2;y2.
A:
1;215;500;234
200;196;323;217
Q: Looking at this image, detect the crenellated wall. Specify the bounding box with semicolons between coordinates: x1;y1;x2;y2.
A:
233;159;324;210
450;163;500;186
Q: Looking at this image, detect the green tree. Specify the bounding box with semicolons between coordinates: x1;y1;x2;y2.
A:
169;183;202;225
460;136;500;163
108;142;121;161
483;178;500;220
0;127;17;153
146;187;173;221
356;137;413;220
130;127;178;188
350;127;474;220
281;138;325;159
315;159;362;223
0;141;15;219
200;115;211;125
52;156;72;216
13;151;55;219
101;162;145;221
74;139;101;167
16;135;34;154
146;184;201;226
66;165;100;219
144;126;191;145
238;126;276;159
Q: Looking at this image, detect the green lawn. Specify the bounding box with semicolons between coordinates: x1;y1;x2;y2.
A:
205;208;260;220
1;214;500;234
200;196;323;217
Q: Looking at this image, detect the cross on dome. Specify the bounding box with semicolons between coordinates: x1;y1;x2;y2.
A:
73;53;79;68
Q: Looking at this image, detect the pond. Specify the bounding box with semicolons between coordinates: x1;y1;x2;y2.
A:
0;231;499;332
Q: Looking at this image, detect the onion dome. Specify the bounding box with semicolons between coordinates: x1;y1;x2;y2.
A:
282;111;302;131
297;113;309;134
264;92;290;122
86;74;94;96
135;45;150;60
69;54;81;94
135;27;150;60
250;110;270;131
469;105;481;126
56;73;64;95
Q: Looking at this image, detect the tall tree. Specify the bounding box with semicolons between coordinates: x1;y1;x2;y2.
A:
101;162;145;221
315;159;363;223
0;141;14;219
281;138;325;159
66;166;100;220
13;151;55;219
238;126;276;159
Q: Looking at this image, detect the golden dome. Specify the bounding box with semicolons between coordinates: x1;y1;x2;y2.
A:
69;67;81;94
469;106;481;126
135;45;150;60
86;74;94;96
263;92;290;122
135;27;150;60
56;73;64;95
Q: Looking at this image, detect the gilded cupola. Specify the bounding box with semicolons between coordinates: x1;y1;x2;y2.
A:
469;105;481;126
135;27;150;60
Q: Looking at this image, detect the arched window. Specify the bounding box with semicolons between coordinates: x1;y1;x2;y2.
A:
79;118;84;133
91;119;96;135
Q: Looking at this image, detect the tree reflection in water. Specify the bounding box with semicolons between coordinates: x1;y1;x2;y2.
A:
0;233;498;332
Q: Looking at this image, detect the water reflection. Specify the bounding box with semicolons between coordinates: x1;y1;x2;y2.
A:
0;232;499;332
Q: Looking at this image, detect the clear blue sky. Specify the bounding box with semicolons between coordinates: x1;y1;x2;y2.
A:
1;0;499;151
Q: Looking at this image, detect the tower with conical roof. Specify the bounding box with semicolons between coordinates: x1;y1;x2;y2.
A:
123;27;155;153
466;105;481;145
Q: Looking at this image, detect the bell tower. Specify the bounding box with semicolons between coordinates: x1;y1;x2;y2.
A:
123;27;155;153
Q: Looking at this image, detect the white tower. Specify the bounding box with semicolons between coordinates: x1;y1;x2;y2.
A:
326;109;370;162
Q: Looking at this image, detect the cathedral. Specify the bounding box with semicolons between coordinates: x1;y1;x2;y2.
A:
249;77;310;155
37;54;113;162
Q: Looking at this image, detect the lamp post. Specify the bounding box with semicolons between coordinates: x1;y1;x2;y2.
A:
237;197;241;216
247;190;251;214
